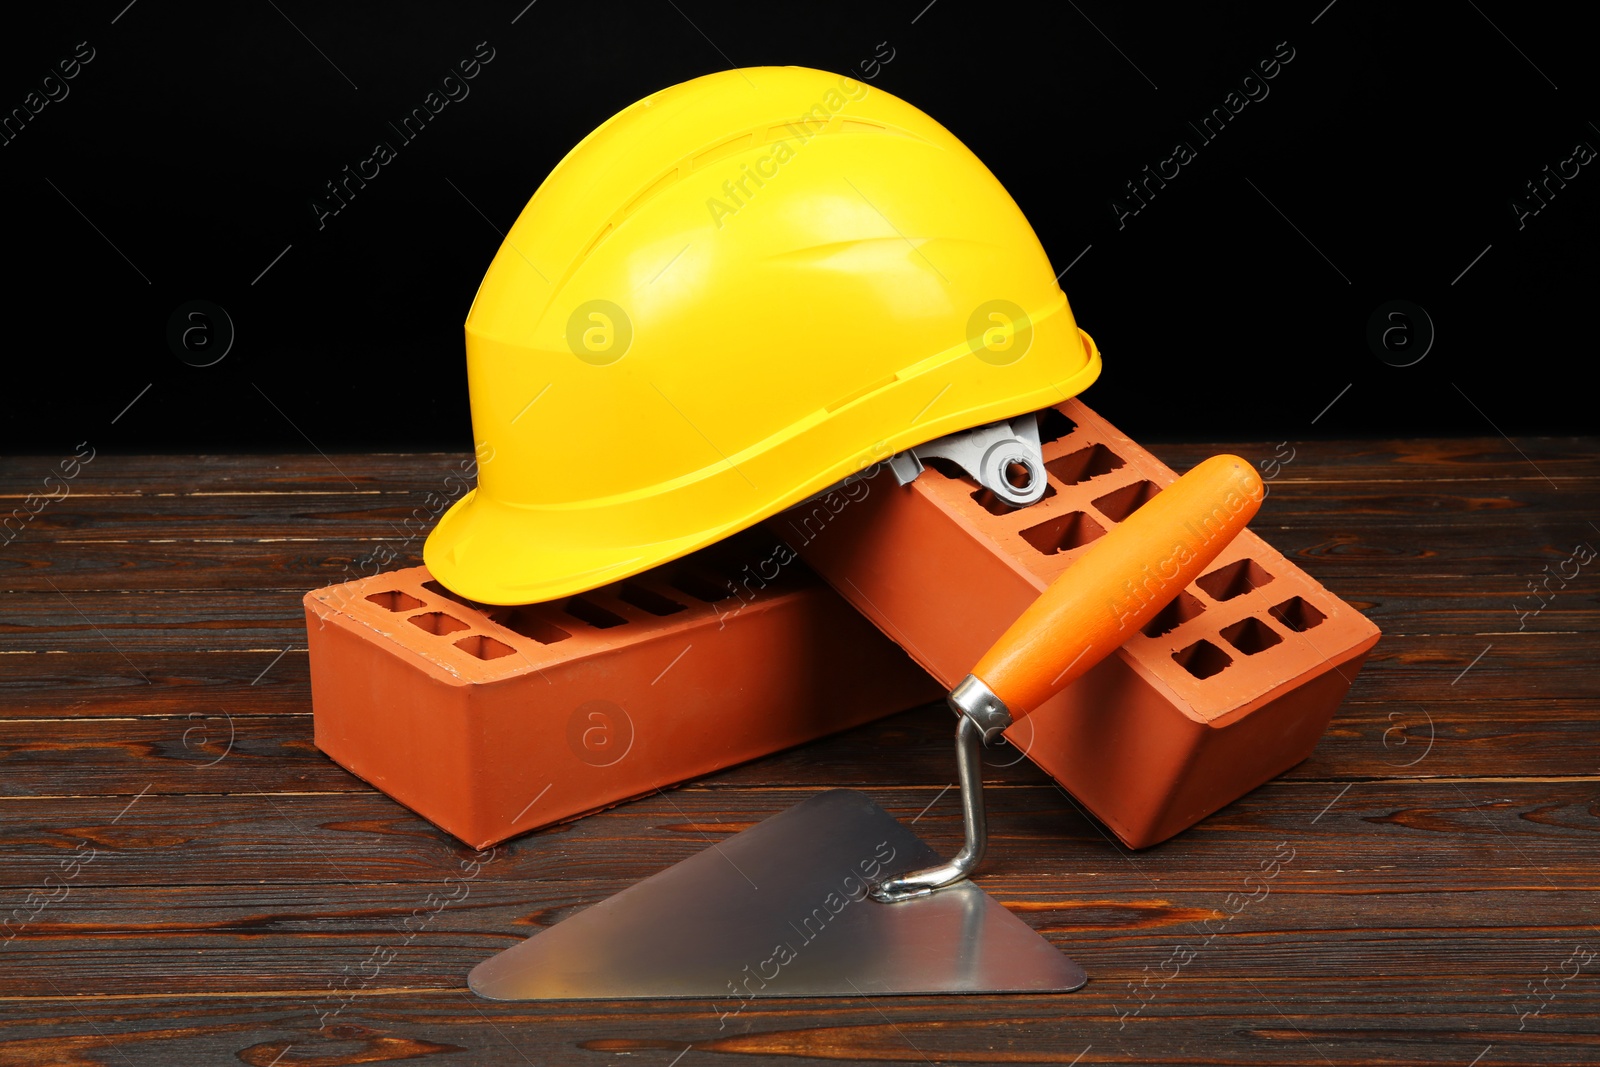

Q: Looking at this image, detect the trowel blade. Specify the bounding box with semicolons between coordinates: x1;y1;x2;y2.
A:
469;789;1086;1000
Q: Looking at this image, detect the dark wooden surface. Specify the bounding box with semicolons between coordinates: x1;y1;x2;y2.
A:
3;438;1597;1066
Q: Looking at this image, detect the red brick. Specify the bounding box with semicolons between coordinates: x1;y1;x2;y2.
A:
773;399;1380;848
305;531;940;848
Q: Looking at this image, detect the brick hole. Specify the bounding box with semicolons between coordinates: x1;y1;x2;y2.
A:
454;634;517;661
365;590;424;612
407;611;470;636
971;482;1056;517
669;570;734;603
617;582;687;617
1269;595;1327;633
1020;511;1105;555
1037;408;1077;444
1045;443;1125;486
1173;639;1232;680
1196;559;1274;601
564;597;627;629
1093;480;1161;523
1141;589;1205;638
495;608;571;644
1219;616;1283;656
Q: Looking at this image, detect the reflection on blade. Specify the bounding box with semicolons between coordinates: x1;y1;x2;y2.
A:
469;789;1087;1000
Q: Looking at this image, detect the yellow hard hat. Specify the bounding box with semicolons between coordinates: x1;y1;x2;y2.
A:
424;66;1101;605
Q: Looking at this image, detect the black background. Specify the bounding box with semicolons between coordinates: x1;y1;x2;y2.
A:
2;0;1593;453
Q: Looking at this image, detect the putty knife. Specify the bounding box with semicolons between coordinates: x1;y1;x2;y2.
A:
470;454;1263;1000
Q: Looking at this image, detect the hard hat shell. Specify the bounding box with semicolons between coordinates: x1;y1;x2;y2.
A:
424;66;1101;605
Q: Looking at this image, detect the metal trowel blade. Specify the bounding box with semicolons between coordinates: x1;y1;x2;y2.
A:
469;789;1086;1000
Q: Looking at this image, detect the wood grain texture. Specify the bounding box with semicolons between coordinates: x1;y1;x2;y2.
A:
1;444;1597;1066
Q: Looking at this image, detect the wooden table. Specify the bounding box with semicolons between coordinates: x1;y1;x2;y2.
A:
4;439;1596;1066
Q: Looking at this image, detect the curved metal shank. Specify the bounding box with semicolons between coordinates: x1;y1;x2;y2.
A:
870;714;990;902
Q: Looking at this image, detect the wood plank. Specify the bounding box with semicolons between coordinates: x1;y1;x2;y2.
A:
2;878;1597;996
3;591;313;651
1238;528;1600;581
1352;634;1600;701
0;715;354;797
1303;696;1600;778
1146;435;1600;479
0;982;1591;1066
0;540;416;593
0;494;446;542
0;651;308;718
0;452;467;493
0;780;1593;893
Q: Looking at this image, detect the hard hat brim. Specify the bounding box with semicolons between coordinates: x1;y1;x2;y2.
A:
423;338;1101;606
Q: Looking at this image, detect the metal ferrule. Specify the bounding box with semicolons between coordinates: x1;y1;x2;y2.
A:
948;674;1012;744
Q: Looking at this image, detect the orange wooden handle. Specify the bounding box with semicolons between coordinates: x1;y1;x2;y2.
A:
971;454;1263;720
